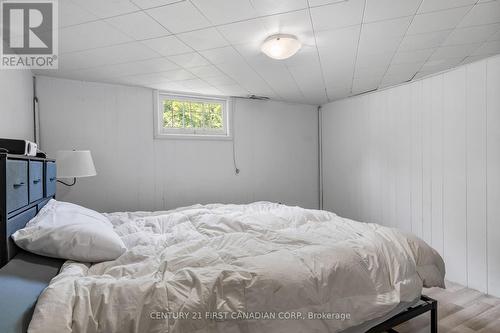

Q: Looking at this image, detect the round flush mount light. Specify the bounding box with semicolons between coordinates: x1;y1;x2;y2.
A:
261;34;301;60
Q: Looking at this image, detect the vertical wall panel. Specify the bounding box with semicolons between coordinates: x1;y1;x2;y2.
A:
466;61;488;293
442;68;468;286
381;91;396;228
422;78;433;244
322;55;500;296
487;56;500;296
410;81;423;238
430;75;444;256
394;85;412;233
368;93;384;225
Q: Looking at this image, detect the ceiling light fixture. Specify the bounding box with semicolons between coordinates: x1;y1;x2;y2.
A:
261;34;301;60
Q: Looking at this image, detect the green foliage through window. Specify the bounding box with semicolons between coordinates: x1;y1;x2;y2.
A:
163;99;224;130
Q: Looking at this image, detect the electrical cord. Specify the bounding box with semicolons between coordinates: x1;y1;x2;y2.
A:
231;98;240;175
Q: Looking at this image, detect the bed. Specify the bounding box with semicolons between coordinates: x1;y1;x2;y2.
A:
0;154;445;333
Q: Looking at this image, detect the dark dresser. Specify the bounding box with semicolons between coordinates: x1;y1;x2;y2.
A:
0;153;56;267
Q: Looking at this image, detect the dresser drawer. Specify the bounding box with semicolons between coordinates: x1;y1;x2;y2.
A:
7;207;36;237
29;161;43;203
6;160;29;213
45;161;56;197
6;207;37;261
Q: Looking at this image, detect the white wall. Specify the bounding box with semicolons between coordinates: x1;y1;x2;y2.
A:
37;76;319;213
321;55;500;297
0;70;34;140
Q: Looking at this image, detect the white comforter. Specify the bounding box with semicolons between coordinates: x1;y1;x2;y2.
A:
28;202;445;333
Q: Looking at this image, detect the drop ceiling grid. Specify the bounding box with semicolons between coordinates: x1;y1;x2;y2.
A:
34;0;500;104
403;0;481;88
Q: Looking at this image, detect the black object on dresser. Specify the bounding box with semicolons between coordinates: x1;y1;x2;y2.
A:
0;153;57;267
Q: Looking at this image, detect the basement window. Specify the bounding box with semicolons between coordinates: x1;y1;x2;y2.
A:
154;92;231;140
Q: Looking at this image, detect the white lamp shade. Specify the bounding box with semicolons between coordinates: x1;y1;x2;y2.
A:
261;34;301;60
56;150;97;178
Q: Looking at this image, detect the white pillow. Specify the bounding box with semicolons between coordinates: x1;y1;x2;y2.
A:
12;199;126;262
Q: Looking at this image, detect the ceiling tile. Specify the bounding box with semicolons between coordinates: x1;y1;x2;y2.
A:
216;61;274;95
407;6;472;34
385;62;424;78
122;68;196;85
213;84;248;96
358;35;403;57
459;0;500;27
284;45;320;68
310;0;364;32
233;43;269;65
260;10;315;45
380;75;409;88
357;17;412;58
178;78;213;90
489;28;500;41
361;16;413;39
203;75;236;86
398;30;452;51
59;0;97;27
119;72;175;85
429;43;480;60
392;48;435;64
87;42;160;65
188;65;225;78
308;0;346;7
218;19;269;45
147;1;211;33
177;28;229;50
141;35;192;56
352;78;380;94
461;54;491;65
354;64;387;79
105;11;170;40
356;51;394;69
70;0;139;19
161;69;197;81
111;57;179;76
250;0;308;16
420;57;464;72
364;0;421;22
190;0;257;25
251;63;304;98
131;0;181;10
444;24;500;46
471;40;500;56
315;25;360;51
60;21;133;53
327;86;352;100
168;52;210;68
418;0;477;14
149;81;186;91
60;42;159;70
70;57;179;78
199;46;243;64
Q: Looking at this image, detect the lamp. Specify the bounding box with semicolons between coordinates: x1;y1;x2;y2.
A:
261;34;301;60
56;150;97;186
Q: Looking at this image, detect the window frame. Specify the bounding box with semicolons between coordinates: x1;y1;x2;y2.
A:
153;91;232;140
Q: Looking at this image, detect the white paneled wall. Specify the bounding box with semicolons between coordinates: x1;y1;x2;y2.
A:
37;76;319;213
0;69;34;140
321;55;500;297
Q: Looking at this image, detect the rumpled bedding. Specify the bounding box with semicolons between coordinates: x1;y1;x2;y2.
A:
28;202;445;333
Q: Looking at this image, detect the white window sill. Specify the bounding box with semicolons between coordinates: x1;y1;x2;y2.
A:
154;133;233;141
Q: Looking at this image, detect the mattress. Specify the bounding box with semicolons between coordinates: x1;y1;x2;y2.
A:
28;202;445;333
0;251;62;333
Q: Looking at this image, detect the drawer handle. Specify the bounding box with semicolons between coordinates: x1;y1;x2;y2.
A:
33;178;41;184
49;177;56;182
13;182;25;188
